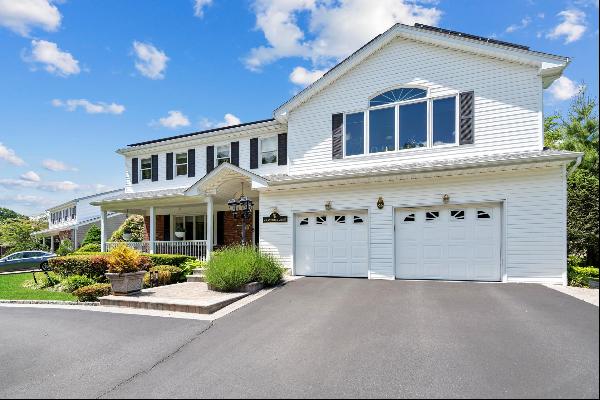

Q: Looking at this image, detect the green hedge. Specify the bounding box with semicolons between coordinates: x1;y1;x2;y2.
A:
73;243;101;253
205;246;284;292
568;265;599;287
60;275;96;293
144;265;184;287
73;283;112;302
49;253;194;279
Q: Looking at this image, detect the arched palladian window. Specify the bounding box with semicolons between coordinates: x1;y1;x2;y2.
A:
343;86;457;156
369;88;427;107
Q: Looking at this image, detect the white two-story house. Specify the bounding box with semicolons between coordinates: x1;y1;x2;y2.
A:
35;189;126;251
93;24;581;284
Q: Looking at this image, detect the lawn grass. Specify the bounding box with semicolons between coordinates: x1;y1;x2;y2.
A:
0;272;76;301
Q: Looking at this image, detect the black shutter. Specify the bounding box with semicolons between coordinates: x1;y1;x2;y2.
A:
163;215;170;241
231;141;239;166
131;158;138;184
188;148;196;177
206;146;214;173
250;138;258;169
151;155;158;181
166;153;173;180
459;91;475;145
278;133;287;165
217;211;225;246
332;113;343;159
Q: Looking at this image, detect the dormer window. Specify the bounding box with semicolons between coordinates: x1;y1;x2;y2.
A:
216;144;231;166
343;87;458;156
140;158;152;180
175;152;188;176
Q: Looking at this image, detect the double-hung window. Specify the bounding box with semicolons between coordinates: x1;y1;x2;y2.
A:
260;136;278;164
216;144;230;166
140;158;152;180
175;152;188;176
343;87;458;156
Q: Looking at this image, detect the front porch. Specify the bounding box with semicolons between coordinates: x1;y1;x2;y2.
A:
94;163;266;261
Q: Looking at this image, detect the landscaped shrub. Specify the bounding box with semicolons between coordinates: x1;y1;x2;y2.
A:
81;225;101;246
179;259;205;276
147;254;195;268
56;239;74;256
109;215;145;242
568;265;599;287
144;265;184;287
74;243;101;253
107;244;147;274
204;246;284;292
50;255;110;280
22;272;60;290
60;274;96;293
73;283;111;302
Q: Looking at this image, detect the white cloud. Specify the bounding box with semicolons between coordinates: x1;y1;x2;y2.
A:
0;194;54;207
547;76;583;101
42;158;78;172
547;9;587;43
289;66;326;86
244;0;441;71
0;0;61;36
133;41;169;80
0;178;79;192
199;113;242;129
193;0;213;17
20;170;41;182
25;39;80;76
52;98;125;115
155;110;191;129
0;142;25;166
506;17;531;33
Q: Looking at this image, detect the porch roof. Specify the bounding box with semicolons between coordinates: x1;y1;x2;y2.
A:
91;187;188;204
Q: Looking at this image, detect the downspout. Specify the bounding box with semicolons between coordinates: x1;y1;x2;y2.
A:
567;154;583;177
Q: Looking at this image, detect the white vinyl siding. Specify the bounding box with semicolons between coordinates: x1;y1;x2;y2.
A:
259;164;566;284
287;37;542;175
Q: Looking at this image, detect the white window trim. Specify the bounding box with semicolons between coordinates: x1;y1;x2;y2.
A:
215;144;231;166
260;136;278;165
342;92;459;158
140;157;152;181
175;152;188;177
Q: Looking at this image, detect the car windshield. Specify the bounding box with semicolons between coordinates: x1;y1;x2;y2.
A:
6;253;23;260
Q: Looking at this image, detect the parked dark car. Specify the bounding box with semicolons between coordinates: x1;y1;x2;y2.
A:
0;251;56;272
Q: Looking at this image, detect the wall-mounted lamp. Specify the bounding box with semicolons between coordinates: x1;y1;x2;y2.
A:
325;201;332;211
377;196;384;209
442;194;450;204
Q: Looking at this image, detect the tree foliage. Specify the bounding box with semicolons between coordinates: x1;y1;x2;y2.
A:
0;207;25;223
545;88;599;266
109;215;146;242
0;218;48;254
82;225;102;246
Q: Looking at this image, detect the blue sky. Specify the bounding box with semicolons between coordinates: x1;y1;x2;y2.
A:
0;0;598;216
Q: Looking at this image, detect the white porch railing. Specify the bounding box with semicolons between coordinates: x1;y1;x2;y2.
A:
106;240;208;260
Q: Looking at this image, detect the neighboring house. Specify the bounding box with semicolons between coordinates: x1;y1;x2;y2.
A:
93;23;581;284
35;190;126;251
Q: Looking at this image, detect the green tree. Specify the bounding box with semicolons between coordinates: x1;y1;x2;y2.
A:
82;225;102;246
110;215;146;242
545;88;599;266
0;218;48;254
0;207;25;223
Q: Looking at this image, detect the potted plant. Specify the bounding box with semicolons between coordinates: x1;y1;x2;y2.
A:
105;244;148;295
122;227;132;241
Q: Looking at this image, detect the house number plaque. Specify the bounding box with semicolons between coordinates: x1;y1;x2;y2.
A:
263;211;288;223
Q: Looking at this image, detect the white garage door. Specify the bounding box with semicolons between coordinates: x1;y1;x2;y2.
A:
295;212;369;277
395;205;501;281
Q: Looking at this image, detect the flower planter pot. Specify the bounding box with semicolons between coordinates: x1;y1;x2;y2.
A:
106;271;147;296
175;232;185;239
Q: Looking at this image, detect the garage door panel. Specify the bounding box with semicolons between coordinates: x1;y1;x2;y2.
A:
396;205;501;282
295;213;368;278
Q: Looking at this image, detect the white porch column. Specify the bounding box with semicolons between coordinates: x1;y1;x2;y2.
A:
206;195;214;260
50;235;55;252
149;206;156;254
100;210;108;252
73;227;78;249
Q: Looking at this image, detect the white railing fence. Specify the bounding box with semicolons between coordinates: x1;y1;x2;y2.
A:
105;240;207;260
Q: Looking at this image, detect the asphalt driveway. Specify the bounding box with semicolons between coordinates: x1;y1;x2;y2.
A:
0;278;598;398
